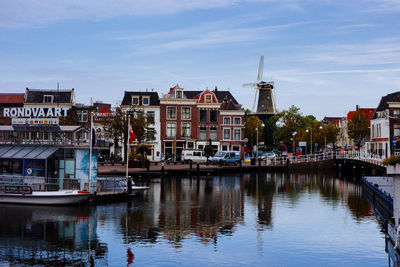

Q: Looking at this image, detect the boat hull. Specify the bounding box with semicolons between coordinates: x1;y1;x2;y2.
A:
0;191;91;205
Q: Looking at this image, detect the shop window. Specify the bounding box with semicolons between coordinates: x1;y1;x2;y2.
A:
222;145;228;151
232;145;240;151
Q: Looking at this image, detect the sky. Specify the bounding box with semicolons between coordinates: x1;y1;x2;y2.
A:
0;0;399;119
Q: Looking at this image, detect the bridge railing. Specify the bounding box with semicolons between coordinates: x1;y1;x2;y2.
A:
264;151;385;167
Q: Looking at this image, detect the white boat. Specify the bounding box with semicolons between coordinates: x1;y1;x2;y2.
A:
0;184;91;205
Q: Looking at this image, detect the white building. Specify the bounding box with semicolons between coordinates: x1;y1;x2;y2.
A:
121;91;161;161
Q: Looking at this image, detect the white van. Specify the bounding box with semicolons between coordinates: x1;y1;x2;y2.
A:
181;150;208;163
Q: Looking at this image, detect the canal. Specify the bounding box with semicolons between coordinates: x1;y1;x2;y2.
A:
0;172;390;266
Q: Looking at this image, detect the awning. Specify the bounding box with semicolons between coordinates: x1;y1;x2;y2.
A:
0;145;60;159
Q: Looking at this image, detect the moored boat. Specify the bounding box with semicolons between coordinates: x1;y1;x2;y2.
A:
0;184;91;205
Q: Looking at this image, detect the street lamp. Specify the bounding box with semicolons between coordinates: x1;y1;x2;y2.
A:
306;128;312;155
292;131;297;155
320;125;326;152
256;122;265;161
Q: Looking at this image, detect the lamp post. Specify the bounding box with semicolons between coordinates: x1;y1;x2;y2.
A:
292;131;297;155
306;128;313;155
256;122;265;161
320;125;326;152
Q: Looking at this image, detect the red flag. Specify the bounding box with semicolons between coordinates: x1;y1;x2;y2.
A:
128;123;136;144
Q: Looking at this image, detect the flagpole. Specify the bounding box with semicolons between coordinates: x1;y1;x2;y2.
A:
89;112;93;192
126;116;130;179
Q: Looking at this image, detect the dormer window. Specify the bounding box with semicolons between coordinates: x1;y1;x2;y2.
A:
132;96;139;105
205;94;212;103
176;90;183;99
142;96;150;105
43;95;54;103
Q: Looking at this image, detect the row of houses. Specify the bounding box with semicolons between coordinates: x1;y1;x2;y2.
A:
0;85;245;161
323;91;400;158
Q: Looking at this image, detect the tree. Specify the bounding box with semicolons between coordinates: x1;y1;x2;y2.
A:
348;110;369;149
244;116;264;149
103;105;157;160
263;116;277;150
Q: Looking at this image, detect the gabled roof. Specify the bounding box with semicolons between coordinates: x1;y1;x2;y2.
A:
347;108;375;125
372;91;400;119
122;91;160;106
214;91;238;105
25;88;74;104
220;100;241;110
0;93;24;105
195;89;218;104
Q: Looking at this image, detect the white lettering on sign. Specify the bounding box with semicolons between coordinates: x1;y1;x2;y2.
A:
3;107;70;118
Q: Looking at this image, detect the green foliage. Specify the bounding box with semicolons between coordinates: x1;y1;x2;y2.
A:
348;110;369;149
244;116;264;148
103;105;157;153
383;155;400;166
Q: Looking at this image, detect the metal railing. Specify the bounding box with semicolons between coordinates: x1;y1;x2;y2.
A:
0;174;82;191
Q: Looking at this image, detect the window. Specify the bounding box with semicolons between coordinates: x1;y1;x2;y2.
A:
132;96;139;105
222;145;228;151
77;110;88;123
210;110;217;122
182;107;191;120
210;127;217;140
142;97;149;105
394;124;400;137
147;128;155;140
232;145;240;151
187;142;194;149
205;95;212;103
166;122;176;137
43;95;53;103
147;111;155;124
198;145;204;150
234;117;241;125
200;110;207;122
234;129;241;140
199;127;207;140
224;117;231;125
167;107;176;119
181;122;191;137
223;129;231;140
176;90;183;99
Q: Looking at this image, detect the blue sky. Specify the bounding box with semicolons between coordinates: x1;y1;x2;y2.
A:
0;0;399;119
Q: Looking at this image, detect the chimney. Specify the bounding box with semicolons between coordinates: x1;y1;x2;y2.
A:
214;86;218;92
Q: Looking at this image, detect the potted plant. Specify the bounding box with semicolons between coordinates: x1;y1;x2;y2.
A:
383;155;400;174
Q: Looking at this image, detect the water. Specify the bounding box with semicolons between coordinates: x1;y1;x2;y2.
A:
0;172;390;266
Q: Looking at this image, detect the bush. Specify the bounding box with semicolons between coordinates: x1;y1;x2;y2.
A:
382;155;400;166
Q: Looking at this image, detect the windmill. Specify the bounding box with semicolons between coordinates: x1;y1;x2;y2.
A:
243;56;277;116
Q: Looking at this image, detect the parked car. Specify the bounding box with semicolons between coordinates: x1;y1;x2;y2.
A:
263;152;276;160
212;151;241;165
181;149;209;163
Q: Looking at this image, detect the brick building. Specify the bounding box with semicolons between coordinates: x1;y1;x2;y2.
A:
160;85;245;158
0;93;25;125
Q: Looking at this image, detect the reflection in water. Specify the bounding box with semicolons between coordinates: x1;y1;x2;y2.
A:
0;172;388;266
0;205;107;266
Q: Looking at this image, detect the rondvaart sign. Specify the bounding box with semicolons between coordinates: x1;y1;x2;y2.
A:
3;107;69;117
